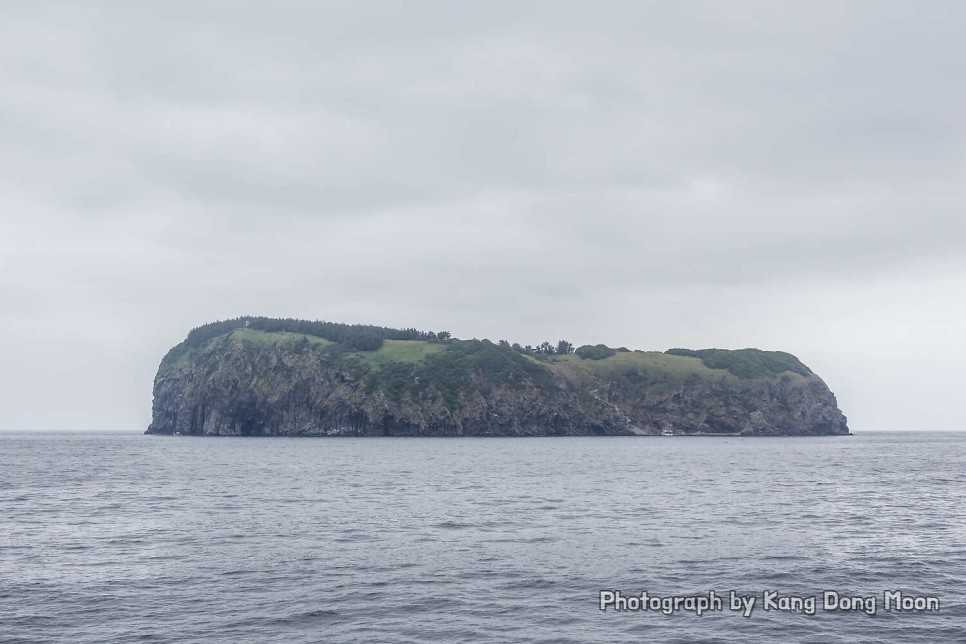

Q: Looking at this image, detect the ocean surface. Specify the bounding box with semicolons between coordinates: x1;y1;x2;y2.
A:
1;432;964;643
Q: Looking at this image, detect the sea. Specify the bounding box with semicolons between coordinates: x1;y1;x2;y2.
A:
1;431;963;643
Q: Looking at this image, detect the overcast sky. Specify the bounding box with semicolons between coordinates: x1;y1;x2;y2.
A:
2;1;964;432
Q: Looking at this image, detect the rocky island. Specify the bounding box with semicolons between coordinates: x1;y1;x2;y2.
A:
146;317;849;437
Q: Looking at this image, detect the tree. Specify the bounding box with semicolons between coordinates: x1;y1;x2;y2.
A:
575;344;616;360
437;331;451;341
556;340;574;355
538;341;555;354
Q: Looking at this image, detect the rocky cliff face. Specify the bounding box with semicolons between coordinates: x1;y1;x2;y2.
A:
146;330;849;437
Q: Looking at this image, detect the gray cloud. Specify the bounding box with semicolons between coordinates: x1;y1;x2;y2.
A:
2;1;965;431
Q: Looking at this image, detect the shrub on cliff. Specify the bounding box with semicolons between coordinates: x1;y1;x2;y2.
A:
665;348;812;378
359;339;553;407
575;344;616;360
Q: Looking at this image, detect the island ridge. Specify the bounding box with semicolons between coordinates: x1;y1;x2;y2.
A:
147;317;850;437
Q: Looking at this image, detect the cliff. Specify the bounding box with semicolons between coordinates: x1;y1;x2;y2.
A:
146;320;849;437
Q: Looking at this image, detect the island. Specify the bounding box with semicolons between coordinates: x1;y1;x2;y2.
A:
146;317;850;437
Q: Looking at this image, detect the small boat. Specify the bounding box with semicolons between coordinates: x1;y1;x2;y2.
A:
661;427;674;437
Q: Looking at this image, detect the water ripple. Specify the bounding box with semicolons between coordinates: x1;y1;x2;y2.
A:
1;432;964;643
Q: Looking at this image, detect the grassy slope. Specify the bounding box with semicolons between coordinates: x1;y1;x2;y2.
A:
546;350;731;381
229;328;335;348
343;340;445;367
174;329;813;390
163;328;334;367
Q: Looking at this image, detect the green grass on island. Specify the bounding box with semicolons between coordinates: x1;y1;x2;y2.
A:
343;340;445;367
229;328;335;348
162;318;818;386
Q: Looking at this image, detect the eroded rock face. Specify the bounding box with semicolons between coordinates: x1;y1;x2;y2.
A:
588;374;849;436
146;334;849;437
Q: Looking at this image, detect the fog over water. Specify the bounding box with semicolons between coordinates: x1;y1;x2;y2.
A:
2;2;965;431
